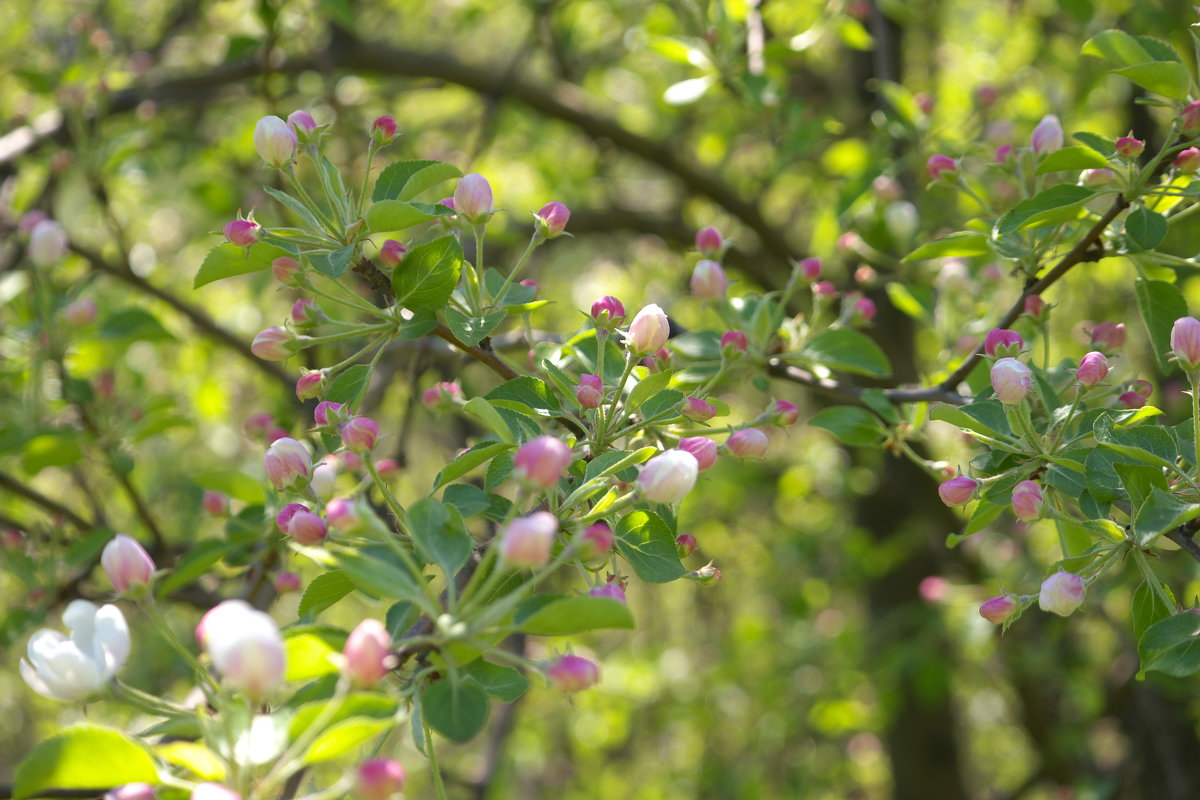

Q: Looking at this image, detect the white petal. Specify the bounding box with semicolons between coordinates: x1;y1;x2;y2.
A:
91;604;131;679
20;658;61;700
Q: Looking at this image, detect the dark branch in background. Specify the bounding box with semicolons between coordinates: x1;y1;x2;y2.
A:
766;359;969;406
1166;529;1200;564
0;472;92;529
0;786;105;800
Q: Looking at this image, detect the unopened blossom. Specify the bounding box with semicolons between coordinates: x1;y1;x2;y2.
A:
290;299;318;327
579;521;613;558
1038;571;1085;617
726;428;769;459
295;372;323;401
454;173;493;222
979;595;1017;624
576;374;603;409
253;116;297;167
770;399;800;426
626;304;670;354
105;784;156;800
379;239;407;266
422;381;462;409
813;280;838;298
324;498;360;532
273;572;301;594
1182;100;1200;133
357;759;406;800
675;533;698;557
251;327;296;361
203;491;228;516
21;601;130;702
535;201;570;238
272;256;300;284
546;654;599;692
1119;391;1147;409
286;509;327;545
1011;480;1044;522
851;295;876;323
690;260;728;300
926;154;957;180
983;328;1023;358
1090;322;1126;352
198;600;285;695
341;416;379;453
1076;351;1109;387
344;619;392;686
1176;147;1200;172
287;110;318;142
721;329;748;355
313;401;345;428
1030;114;1063;154
264;437;312;491
695;226;725;258
101;534;156;594
637;449;699;503
63;298;97;326
590;296;626;328
1024;295;1048;320
990;357;1032;404
995;144;1014;164
681;397;717;422
1171;317;1200;372
513;436;572;489
589;583;627;604
499;512;558;568
1115;135;1144;158
799;257;821;280
370;115;398;146
938;475;978;506
677;436;717;471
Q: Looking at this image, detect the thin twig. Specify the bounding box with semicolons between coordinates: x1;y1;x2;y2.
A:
0;472;92;530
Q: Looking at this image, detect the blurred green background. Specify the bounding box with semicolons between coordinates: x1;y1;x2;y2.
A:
3;1;1200;798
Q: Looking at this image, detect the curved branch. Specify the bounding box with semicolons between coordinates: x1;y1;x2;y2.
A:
0;472;91;530
766;359;969;406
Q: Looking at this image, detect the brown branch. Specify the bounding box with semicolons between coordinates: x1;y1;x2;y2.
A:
0;472;92;530
0;786;106;800
1166;529;1200;564
766;358;969;406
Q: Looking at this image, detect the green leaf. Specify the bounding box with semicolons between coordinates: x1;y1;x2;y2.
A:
284;631;342;682
1135;277;1188;374
1139;613;1200;676
930;400;1012;440
372;160;462;202
442;484;491;518
486;377;562;415
21;432;83;474
995;185;1095;235
393;235;462;311
396;309;439;340
1093;415;1177;469
289;693;397;742
640;389;685;421
615;510;686;583
421;679;490;743
155;741;225;780
794;328;891;378
408;498;472;577
1073;132;1116;157
1126;206;1168;252
13;725;158;800
808;406;886;446
332;547;425;604
263;186;324;231
298;571;355;618
445;308;507;347
365;200;452;233
194;241;294;288
435;441;514;488
626;369;674;414
308;245;355;279
1112;62;1191;100
157;539;231;598
1133;580;1175;642
514;594;635;636
1033;146;1110;174
463;397;516;444
1114;463;1167;511
884;282;932;320
325;364;370;407
1131;487;1200;547
462;660;530;702
98;308;176;342
303;717;393;764
901;232;990;261
1082;29;1158;67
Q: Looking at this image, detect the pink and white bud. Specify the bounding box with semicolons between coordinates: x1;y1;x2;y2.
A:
251;326;296;361
689;564;722;584
1011;480;1044;522
341;416;379;453
642;346;670;373
1081;168;1116;187
1076;351;1109;387
295;372;324;401
854;265;877;286
287;110;318;143
1172;317;1200;371
272;256;300;284
344;619;392;686
1089;321;1126;352
199;600;285;696
637;449;699;503
276;503;310;534
690;259;728;300
1176;147;1200;172
273;572;301;594
244;412;275;440
1023;294;1048;321
1030;114;1063;154
105;783;156;800
1182;100;1200;133
499;512;558;567
872;175;903;201
626;304;670;354
769;399;800;426
357;759;406;800
63;298;97;326
546;654;599;692
290;299;318;327
979;595;1017;624
370;115;398;146
990;357;1032;404
513;436;572;489
101;534;156;594
926;154;958;181
191;785;243;800
28;220;69;267
589;582;627;604
590;295;626;328
1131;379;1153;398
264;437;312;491
799;257;822;281
1115;135;1145;158
851;295;876;323
576;374;603;409
313;401;345;428
379;239;407;266
726;428;769;459
983;328;1023;358
325;498;361;532
287;510;328;545
677;436;718;471
681;397;717;422
375;457;399;476
454;173;494;223
675;533;698;557
203;491;228;516
1119;391;1147;409
813;280;838;298
310;463;336;502
1038;571;1085;616
535;201;570;238
422;381;462;409
937;476;978;506
253;116;297;167
721;329;748;356
995;144;1015;164
695;226;725;258
579;521;613;558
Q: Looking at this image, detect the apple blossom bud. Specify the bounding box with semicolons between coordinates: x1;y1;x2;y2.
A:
1011;480;1043;522
626;304;670;354
1172;317;1200;372
872;175;903;201
642;346;671;373
799;257;821;280
105;783;156;800
370;115;398;146
1119;391;1147;409
546;654;599;692
854;265;877;286
375;457;399;475
223;218;262;248
313;401;345;428
851;295;876;323
926;154;957;181
322;498;358;532
1023;294;1048;321
244;412;275;439
251;326;297;361
254;116;297;167
454;173;493;222
289;299;317;327
273;572;301;594
500;512;558;567
675;533;698;557
769;399;800;426
287;510;327;545
681;397;717;422
513;436;572;489
1115;135;1145;158
198;601;285;696
1131;379;1153;398
357;759;406;800
535;201;570;238
342;416;379;453
310;462;336;501
287;110;318;143
590;582;626;604
689;564;722;584
272;256;300;284
1176;147;1200;172
637;450;699;503
576;374;603;409
990;357;1032;404
995;144;1014;164
1081;168;1116;187
813;280;838;298
19;210;49;235
979;595;1017;624
975;84;999;107
1089;321;1126;353
191;785;242;800
422;381;462;409
101;534;156;594
63;298;97;326
1182;100;1200;133
695;226;725;258
295;372;324;401
721;329;748;356
983;328;1023;358
914;92;934;115
203;491;228;516
1076;351;1109;387
726;428;769;459
1039;571;1085;616
276;503;309;534
579;521;613;558
590;295;626;328
937;475;978;506
376;239;408;268
344;619;392;686
266;427;289;444
29;220;69;267
519;279;540;295
264;437;312;491
677;436;717;471
1030;114;1063;154
690;259;728;300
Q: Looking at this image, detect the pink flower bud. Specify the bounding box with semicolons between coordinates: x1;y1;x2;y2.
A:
626;304;670;354
1131;379;1154;398
769;399;800;426
642;346;671;373
105;783;156;800
919;576;948;603
341;416;379;453
990;357;1032;404
101;534;156;594
689;564;722;584
576;373;603;409
546;654;599;692
1119;391;1147;409
19;210;49;235
63;298;97;326
199;601;285;696
1011;480;1043;522
324;498;360;532
926;154;958;180
589;583;627;604
1030;114;1063;154
681;397;717;422
357;759;406;800
637;449;699;503
1172;316;1200;371
1177;147;1200;172
344;619;392;686
580;521;613;558
223;219;262;248
1038;570;1085;616
979;595;1017;624
289;299;317;327
937;475;978;506
535;201;570;238
695;226;725;257
852;295;876;323
983;328;1023;358
28;220;69;266
295;372;324;401
422;381;462;409
191;785;243;800
675;533;697;557
1023;294;1048;321
370;115;398;146
1076;351;1109;387
975;84;999;107
272;256;300;284
500;512;558;567
264;437;312;491
1081;168;1116;187
1181;100;1200;133
721;329;748;355
244;412;275;439
287;510;327;545
254;116;297;167
287;110;318;143
273;572;302;594
375;457;400;476
1115;135;1145;158
995;144;1014;164
520;279;540;295
799;257;821;280
454;173;493;222
203;491;228;516
251;326;296;361
726;428;769;459
590;295;626;328
690;259;728;300
313;401;345;428
813;280;838;298
266;427;289;444
1089;321;1126;352
380;239;407;266
677;436;717;471
312;462;336;501
276;503;309;533
513;436;572;489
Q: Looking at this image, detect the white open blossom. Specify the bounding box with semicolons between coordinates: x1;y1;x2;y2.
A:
21;600;130;702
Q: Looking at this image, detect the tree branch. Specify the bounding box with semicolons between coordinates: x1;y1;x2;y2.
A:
766;358;969;406
0;472;92;530
1166;528;1200;564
